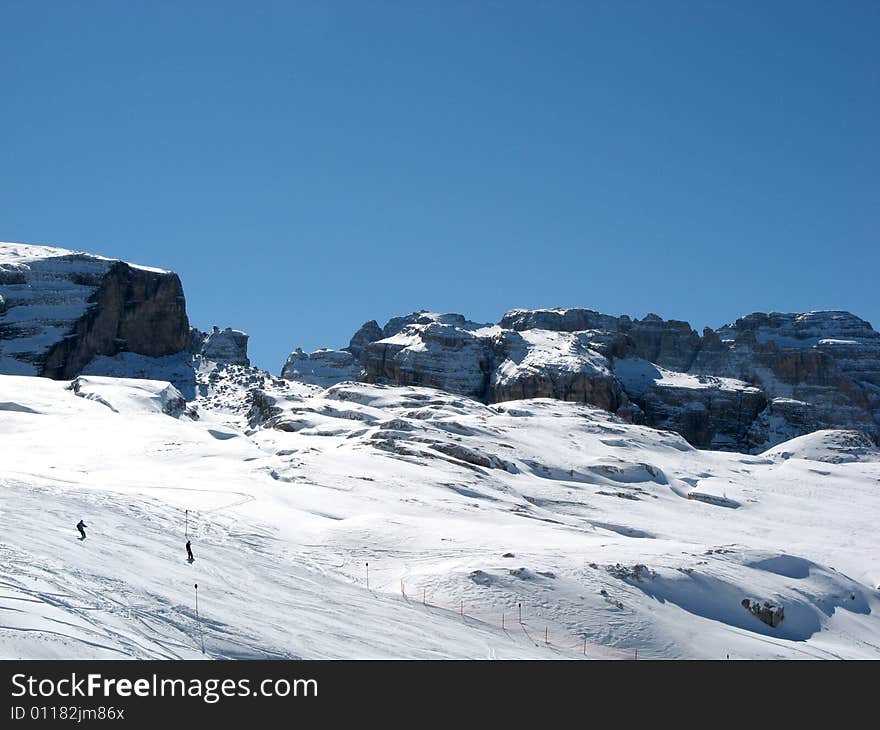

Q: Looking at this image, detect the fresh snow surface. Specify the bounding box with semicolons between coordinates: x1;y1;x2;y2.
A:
0;241;170;274
66;375;188;417
494;330;611;387
614;357;759;398
761;430;880;464
1;371;879;660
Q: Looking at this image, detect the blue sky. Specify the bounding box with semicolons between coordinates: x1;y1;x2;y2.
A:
1;1;877;371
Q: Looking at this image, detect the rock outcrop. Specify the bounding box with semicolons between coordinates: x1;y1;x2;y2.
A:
347;320;384;359
742;598;784;628
1;242;190;379
282;306;880;452
613;358;767;449
500;307;620;334
491;329;623;410
760;428;880;464
363;315;497;398
691;311;880;446
281;347;362;388
191;326;250;366
500;308;702;371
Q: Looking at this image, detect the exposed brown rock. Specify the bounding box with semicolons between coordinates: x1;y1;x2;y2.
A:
41;261;190;379
285;307;880;452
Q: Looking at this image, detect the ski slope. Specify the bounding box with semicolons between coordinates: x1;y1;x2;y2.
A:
1;370;879;659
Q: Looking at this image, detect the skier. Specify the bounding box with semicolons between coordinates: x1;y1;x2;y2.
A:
76;519;87;540
186;539;194;563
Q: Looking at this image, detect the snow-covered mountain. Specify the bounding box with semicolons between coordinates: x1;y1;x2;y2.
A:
283;308;880;452
5;242;878;455
2;243;880;660
0;242;190;378
0;242;247;398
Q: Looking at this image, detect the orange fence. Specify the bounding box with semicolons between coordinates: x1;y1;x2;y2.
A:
397;577;638;660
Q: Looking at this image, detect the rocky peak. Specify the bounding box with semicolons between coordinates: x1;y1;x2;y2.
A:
190;326;250;366
498;307;701;371
619;315;701;372
500;307;621;333
691;310;880;445
281;306;880;453
364;316;496;399
347;320;383;359
382;310;481;338
281;347;361;388
1;242;190;379
720;310;878;343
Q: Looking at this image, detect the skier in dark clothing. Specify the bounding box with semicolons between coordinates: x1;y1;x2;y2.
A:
76;520;87;540
186;540;194;563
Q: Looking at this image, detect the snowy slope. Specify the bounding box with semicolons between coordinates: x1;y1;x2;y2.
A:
1;371;879;660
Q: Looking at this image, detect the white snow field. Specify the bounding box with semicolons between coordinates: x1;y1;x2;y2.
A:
1;368;879;660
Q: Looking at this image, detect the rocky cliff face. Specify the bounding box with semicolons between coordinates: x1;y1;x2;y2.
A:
190;326;250;366
500;308;702;370
1;242;190;379
282;307;880;452
364;315;497;398
347;320;383;359
490;329;623;410
691;311;880;447
613;358;767;449
281;347;362;388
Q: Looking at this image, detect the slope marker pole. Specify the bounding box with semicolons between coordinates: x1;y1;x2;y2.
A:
194;583;205;655
365;562;369;590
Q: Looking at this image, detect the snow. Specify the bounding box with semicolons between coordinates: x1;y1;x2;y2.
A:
493;330;611;386
614;357;760;398
67;375;188;416
761;429;880;464
0;241;170;273
82;352;198;399
1;371;879;659
0;242;83;261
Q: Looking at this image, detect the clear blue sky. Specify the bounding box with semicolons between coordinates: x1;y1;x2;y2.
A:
2;1;878;372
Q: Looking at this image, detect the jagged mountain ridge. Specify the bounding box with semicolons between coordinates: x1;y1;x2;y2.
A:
282;307;880;453
3;243;879;454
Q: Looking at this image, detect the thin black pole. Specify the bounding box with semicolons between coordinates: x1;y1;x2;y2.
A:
194;583;205;654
